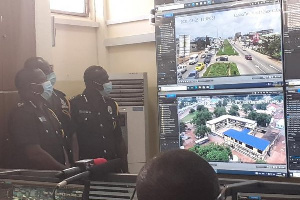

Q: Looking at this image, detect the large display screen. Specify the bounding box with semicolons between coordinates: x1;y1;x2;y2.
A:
159;88;287;176
176;4;281;79
156;0;283;86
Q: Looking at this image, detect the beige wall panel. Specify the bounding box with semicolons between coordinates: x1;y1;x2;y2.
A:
52;24;99;82
108;21;154;38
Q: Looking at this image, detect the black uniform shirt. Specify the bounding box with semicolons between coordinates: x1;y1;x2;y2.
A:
48;89;73;136
9;101;66;169
70;88;123;160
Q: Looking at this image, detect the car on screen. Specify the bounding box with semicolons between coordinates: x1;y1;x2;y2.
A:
186;70;199;79
204;56;211;64
189;54;199;65
245;55;252;60
177;64;187;74
195;62;205;71
216;56;228;61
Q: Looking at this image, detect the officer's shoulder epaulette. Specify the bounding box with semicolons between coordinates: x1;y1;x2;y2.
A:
54;89;66;97
103;95;114;102
70;94;86;103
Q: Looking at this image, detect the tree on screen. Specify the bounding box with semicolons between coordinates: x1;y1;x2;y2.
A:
197;105;208;112
214;106;227;117
195;125;211;138
242;104;254;113
192;110;213;126
189;108;195;114
189;143;232;162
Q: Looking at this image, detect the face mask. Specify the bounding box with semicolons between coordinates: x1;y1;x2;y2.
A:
41;81;53;100
47;72;56;86
100;81;113;96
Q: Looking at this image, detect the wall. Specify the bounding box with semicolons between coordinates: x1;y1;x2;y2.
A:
52;24;99;97
103;0;158;158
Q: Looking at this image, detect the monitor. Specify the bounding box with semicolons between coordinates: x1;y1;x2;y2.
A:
156;0;283;87
159;87;287;176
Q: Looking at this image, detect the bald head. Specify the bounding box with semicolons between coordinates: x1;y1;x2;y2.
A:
136;150;220;200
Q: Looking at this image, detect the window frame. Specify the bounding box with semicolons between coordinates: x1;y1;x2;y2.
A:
50;0;89;17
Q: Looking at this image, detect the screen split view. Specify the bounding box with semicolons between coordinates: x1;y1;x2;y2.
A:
155;0;300;177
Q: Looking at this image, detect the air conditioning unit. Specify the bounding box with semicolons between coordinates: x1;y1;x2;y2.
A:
109;73;149;174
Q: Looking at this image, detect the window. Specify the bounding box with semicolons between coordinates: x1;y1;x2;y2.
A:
50;0;89;16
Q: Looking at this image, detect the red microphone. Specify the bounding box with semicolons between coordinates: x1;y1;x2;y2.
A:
55;158;107;179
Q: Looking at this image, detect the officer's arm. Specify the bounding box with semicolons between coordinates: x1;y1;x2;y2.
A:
25;144;66;170
71;133;79;162
69;99;80;163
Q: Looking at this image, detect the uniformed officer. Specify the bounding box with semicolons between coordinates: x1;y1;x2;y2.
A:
70;66;128;172
9;68;69;170
24;57;79;164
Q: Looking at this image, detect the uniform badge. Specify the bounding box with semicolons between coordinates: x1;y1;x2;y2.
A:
38;116;47;122
108;106;113;114
60;98;68;109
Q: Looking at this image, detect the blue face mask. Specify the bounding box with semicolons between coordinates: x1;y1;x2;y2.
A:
41;81;53;100
100;81;113;96
46;72;56;86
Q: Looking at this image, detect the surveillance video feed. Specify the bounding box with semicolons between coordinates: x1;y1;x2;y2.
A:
175;4;282;81
178;93;286;165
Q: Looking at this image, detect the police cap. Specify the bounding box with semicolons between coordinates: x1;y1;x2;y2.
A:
15;68;46;92
84;65;109;84
24;57;53;75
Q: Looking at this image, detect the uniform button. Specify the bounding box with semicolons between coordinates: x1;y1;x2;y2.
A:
55;131;58;134
100;124;104;128
104;150;107;153
85;118;88;121
102;136;105;139
45;130;49;133
98;112;101;115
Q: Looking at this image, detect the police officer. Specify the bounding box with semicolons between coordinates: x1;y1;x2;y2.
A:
24;57;79;164
70;66;128;172
9;68;69;170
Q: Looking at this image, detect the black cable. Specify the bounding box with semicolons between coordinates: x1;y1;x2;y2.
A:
130;187;136;200
52;185;59;200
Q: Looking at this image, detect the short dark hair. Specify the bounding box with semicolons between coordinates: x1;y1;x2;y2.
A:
136;149;220;200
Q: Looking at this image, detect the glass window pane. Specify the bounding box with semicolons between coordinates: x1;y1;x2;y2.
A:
50;0;87;14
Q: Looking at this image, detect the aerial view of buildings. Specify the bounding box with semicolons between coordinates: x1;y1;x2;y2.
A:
178;94;286;164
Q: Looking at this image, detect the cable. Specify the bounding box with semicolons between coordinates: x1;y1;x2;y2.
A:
52;185;59;200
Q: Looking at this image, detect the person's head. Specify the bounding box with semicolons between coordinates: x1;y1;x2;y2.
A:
24;57;56;86
15;68;53;101
83;65;112;96
136;149;220;200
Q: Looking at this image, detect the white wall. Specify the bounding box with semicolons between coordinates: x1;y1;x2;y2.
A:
35;0;53;63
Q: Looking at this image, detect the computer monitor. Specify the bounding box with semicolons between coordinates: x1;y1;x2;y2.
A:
159;87;287;176
156;0;283;87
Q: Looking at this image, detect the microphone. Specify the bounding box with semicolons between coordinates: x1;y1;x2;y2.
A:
55;158;121;188
55;158;107;178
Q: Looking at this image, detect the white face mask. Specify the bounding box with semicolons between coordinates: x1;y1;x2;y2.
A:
41;81;53;100
100;81;113;96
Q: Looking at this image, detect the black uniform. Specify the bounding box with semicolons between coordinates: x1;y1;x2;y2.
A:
48;89;75;163
9;100;66;169
70;88;127;167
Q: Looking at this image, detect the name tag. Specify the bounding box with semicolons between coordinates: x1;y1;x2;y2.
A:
79;110;91;114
